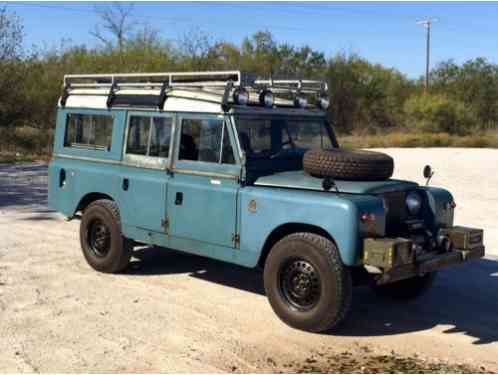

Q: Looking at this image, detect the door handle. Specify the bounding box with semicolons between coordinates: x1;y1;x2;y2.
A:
122;178;129;191
59;169;66;188
175;192;183;205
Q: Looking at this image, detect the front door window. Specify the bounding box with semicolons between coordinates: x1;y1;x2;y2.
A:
179;118;235;165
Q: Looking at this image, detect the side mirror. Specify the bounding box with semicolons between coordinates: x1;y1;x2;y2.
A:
423;165;434;186
322;176;337;192
423;165;433;179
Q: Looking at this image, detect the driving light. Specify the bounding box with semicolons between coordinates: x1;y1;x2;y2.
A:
233;88;249;105
259;90;274;107
317;96;330;110
406;191;423;216
294;95;308;108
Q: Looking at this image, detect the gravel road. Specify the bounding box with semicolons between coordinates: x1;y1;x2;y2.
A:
0;148;497;372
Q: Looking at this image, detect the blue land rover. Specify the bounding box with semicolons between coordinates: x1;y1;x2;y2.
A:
48;71;485;332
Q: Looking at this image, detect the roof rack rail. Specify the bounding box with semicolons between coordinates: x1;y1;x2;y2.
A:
63;71;250;89
254;78;328;95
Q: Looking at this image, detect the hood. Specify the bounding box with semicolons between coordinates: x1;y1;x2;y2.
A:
254;170;418;194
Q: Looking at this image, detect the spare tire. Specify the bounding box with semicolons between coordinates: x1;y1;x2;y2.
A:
303;148;394;181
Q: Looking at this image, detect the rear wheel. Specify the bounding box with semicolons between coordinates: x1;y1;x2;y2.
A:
80;199;132;273
372;272;437;300
263;233;352;332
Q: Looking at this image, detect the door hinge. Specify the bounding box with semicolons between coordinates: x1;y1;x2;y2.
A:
161;217;169;234
232;233;240;247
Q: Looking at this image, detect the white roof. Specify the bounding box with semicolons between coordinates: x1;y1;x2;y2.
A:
59;87;295;113
60;88;225;113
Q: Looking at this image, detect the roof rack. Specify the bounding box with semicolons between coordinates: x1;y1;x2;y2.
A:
60;70;328;110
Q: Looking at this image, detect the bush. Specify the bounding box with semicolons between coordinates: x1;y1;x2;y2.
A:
339;131;498;148
403;93;475;135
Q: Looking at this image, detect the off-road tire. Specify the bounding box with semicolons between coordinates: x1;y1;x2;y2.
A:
303;148;394;181
80;199;133;273
372;272;437;300
263;233;352;332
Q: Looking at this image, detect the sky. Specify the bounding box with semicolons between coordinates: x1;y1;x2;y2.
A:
3;1;498;78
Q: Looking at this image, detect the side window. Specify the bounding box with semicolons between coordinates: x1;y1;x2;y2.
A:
127;116;149;156
180;118;222;163
149;117;171;157
126;116;172;158
64;113;113;149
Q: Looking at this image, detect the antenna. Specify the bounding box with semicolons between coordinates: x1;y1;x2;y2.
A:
416;18;438;92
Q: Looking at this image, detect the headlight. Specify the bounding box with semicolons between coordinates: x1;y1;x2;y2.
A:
406;191;423;216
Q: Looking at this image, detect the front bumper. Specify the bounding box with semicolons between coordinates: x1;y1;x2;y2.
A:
363;226;485;285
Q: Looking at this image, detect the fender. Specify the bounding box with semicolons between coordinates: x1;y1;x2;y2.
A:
238;186;386;267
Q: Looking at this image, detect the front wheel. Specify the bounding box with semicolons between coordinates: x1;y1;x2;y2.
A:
263;233;352;333
372;272;437;300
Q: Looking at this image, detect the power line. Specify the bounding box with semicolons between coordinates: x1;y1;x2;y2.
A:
5;2;329;35
5;1;423;37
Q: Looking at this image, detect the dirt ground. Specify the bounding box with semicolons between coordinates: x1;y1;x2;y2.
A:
0;148;497;373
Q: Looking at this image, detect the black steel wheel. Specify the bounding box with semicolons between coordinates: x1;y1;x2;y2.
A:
80;199;132;273
264;232;352;333
279;259;321;311
87;219;111;257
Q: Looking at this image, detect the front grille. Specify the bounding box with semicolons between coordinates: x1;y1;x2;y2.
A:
381;191;408;236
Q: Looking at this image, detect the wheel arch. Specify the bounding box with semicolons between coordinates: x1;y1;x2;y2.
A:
257;223;337;268
76;192;116;214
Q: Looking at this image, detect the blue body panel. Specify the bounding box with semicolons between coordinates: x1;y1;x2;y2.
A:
167;173;238;248
255;170;418;194
119;165;168;233
238;186;386;266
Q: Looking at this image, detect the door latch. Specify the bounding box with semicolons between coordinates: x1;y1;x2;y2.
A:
161;217;169;233
232;233;240;247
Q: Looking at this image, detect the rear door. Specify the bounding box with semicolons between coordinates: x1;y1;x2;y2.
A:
119;111;174;233
167;114;241;248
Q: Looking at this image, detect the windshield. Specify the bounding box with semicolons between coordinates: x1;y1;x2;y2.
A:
235;116;335;177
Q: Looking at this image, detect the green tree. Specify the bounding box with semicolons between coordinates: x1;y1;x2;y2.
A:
0;6;25;150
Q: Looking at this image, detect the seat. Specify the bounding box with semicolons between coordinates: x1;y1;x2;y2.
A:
179;133;198;160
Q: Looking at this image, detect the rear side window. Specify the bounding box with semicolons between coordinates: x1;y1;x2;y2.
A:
64;113;113;149
126;116;172;158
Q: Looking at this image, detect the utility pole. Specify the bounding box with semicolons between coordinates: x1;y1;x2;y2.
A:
417;18;438;92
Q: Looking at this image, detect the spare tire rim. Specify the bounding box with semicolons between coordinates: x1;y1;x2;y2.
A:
88;219;111;257
279;259;321;311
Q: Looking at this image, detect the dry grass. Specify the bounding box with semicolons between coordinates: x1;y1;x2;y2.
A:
339;131;498;149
